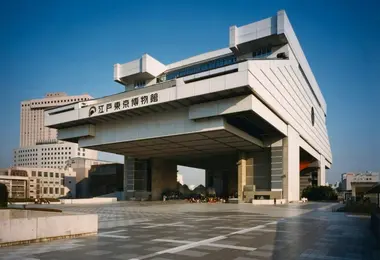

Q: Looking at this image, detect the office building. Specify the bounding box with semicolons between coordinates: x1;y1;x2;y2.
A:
0;169;29;198
341;172;379;191
0;166;76;199
45;10;332;202
14;92;98;169
20;92;91;147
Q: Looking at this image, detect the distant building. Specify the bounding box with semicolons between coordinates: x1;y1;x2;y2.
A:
0;170;29;198
13;92;98;169
20;92;92;147
0;166;76;199
341;172;379;191
13;141;97;170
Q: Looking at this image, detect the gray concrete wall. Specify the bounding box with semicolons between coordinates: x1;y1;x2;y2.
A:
151;158;177;200
251;149;271;191
271;141;283;190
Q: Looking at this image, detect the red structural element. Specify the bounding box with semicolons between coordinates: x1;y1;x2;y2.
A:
300;161;311;171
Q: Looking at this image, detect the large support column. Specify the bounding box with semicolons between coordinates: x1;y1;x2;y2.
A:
151;158;177;200
271;140;283;193
123;156;150;200
283;126;300;202
318;155;326;186
237;152;246;201
123;156;135;200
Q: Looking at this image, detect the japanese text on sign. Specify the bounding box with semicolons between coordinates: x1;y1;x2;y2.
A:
89;93;159;117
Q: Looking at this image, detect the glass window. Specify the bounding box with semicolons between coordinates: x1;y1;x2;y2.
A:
49;187;53;194
55;188;59;194
55;173;59;178
61;188;65;195
43;187;48;194
44;172;48;177
32;171;36;176
50;172;53;178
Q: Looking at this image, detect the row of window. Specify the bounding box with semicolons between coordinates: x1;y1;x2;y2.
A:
18;149;38;153
134;80;146;89
252;46;272;58
42;147;72;151
19;158;38;161
166;55;237;80
17;147;76;154
31;171;64;178
42;152;72;156
42;161;66;165
42;156;70;160
17;163;37;166
42;187;65;195
19;153;38;157
21;97;90;107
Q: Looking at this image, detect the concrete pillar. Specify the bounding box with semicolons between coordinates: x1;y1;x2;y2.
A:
318;155;326;186
205;170;213;188
283;126;300;202
151;158;177;200
271;140;283;192
237;152;246;201
123;156;135;200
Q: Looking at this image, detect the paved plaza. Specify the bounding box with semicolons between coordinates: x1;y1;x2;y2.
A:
0;202;379;260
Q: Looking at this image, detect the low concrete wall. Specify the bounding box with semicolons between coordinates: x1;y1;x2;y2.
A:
0;209;97;246
11;202;61;205
251;199;286;205
60;197;117;204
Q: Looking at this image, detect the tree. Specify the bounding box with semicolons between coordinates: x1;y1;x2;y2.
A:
302;186;338;201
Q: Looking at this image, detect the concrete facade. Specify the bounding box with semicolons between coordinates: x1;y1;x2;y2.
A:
20;92;91;147
0;166;76;199
0;209;98;246
341;172;379;191
13;142;97;169
65;157;113;198
44;10;332;202
0;175;28;198
14;92;98;169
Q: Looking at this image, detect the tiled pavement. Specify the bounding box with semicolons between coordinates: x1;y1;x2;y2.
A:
0;202;379;260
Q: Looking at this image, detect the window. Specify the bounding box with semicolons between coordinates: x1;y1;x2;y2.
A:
44;172;48;177
49;187;53;194
61;188;65;195
32;171;36;177
55;188;59;194
50;172;53;178
55;173;59;178
166;55;237;80
311;107;315;126
134;80;145;89
44;187;48;194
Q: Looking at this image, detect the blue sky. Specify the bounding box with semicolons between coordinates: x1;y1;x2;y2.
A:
1;0;379;185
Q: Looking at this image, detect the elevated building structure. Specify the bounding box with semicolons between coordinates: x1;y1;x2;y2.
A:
45;10;332;202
